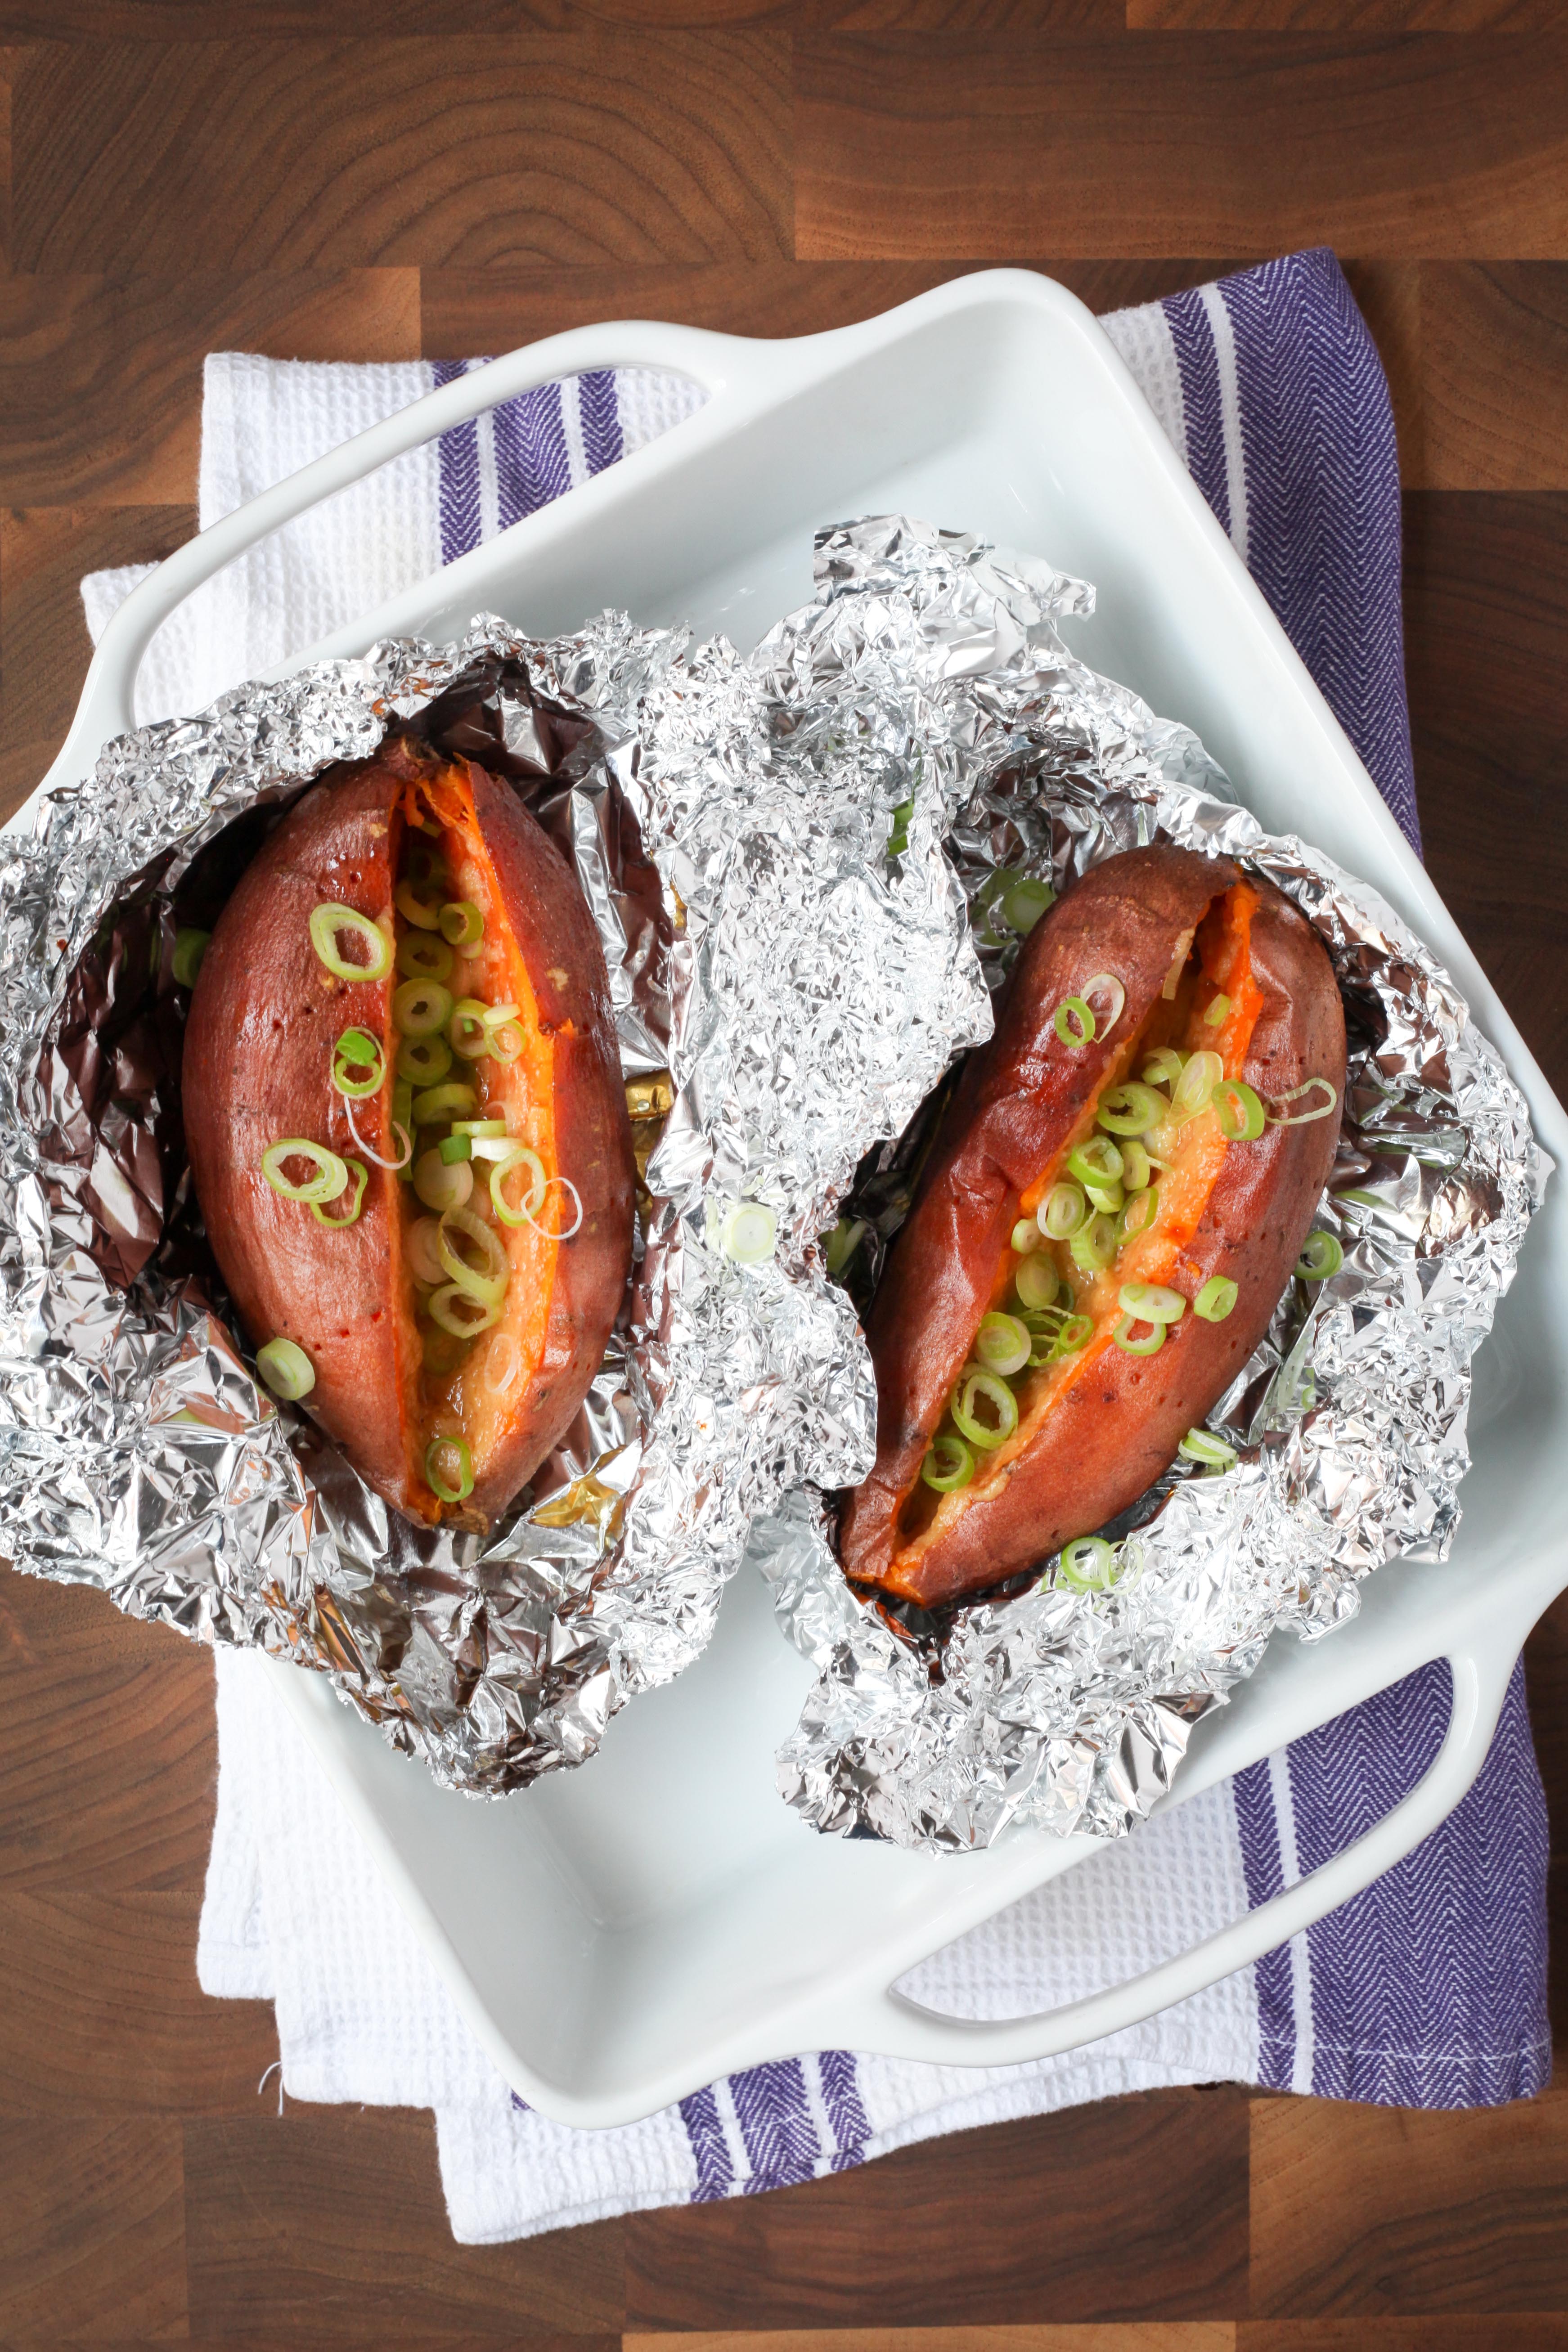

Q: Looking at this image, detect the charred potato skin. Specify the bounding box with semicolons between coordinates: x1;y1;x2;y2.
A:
838;846;1346;1607
182;745;635;1530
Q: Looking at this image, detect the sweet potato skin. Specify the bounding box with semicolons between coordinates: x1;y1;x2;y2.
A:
182;744;634;1529
839;846;1346;1607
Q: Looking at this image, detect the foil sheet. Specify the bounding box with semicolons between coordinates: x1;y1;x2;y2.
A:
759;517;1549;1851
0;581;985;1793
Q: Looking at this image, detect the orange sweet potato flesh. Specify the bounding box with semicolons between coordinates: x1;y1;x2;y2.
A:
838;843;1347;1608
182;737;636;1531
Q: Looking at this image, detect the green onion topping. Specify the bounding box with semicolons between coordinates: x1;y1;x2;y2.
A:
1179;1428;1238;1471
1011;1216;1042;1256
172;927;211;988
1041;1181;1089;1241
439;900;485;951
397;1033;453;1086
1067;1135;1124;1189
438;1132;472;1164
1267;1077;1340;1127
974;1311;1031;1376
392;979;454;1037
425;1432;475;1504
1295;1230;1343;1281
490;1147;547;1229
1204;993;1232;1027
332;1027;385;1098
1015;1252;1059;1311
1096;1082;1163;1137
921;1435;974;1493
1141;1047;1186;1089
1214;1077;1266;1143
1058;1535;1117;1593
487;1022;525;1066
1195;1275;1239;1322
394;878;443;931
261;1138;348;1205
256;1337;315;1401
1000;874;1054;934
436;1205;510;1305
310;1157;368;1228
950;1368;1019;1451
1053;995;1096;1048
1113;1312;1166;1356
1172;1048;1224;1121
395;932;454;984
414;1149;474;1213
1119;1280;1186;1324
1120;1139;1152;1193
427;1285;501;1339
719;1202;777;1263
309;903;393;983
411;1081;478;1127
449;997;491;1060
1118;1185;1160;1242
1069;1212;1117;1273
406;1217;445;1287
887;798;913;859
1084;1178;1125;1216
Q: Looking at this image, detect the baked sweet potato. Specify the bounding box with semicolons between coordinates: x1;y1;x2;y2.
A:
839;843;1346;1607
183;736;636;1531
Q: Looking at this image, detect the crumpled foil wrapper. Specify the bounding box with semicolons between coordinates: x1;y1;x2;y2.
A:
0;565;988;1793
757;516;1550;1853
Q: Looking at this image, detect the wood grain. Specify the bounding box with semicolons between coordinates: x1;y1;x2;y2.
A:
625;2094;1250;2326
1249;2083;1568;2314
1423;264;1568;489
0;270;419;506
629;2333;1240;2351
0;2119;186;2339
10;35;791;273
182;2108;625;2335
796;33;1568;259
1130;1;1562;25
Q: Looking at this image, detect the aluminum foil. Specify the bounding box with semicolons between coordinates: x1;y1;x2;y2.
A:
0;563;988;1793
758;517;1549;1851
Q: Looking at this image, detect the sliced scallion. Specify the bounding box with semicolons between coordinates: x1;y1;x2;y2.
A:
1267;1077;1340;1127
1015;1252;1059;1311
394;878;443;931
1041;1181;1088;1241
407;1216;445;1287
427;1284;501;1339
975;1310;1031;1376
1119;1280;1186;1324
719;1201;777;1264
395;932;454;984
332;1027;385;1098
921;1434;974;1493
310;903;393;983
1058;1535;1117;1592
172;927;211;988
1069;1212;1117;1273
1113;1313;1166;1356
392;979;454;1037
437;1204;510;1305
262;1138;348;1205
1117;1184;1160;1242
1214;1077;1266;1143
951;1367;1019;1451
397;1033;453;1086
1011;1216;1043;1256
1083;972;1126;1034
1141;1046;1186;1090
256;1337;314;1401
490;1146;546;1229
1067;1135;1124;1189
449;998;491;1060
1195;1275;1239;1322
438;1133;472;1165
1053;995;1095;1048
1179;1427;1238;1471
414;1149;473;1212
411;1081;478;1127
1096;1081;1163;1137
1000;874;1054;935
1120;1139;1152;1193
1172;1048;1225;1121
1204;992;1232;1028
425;1430;476;1502
310;1158;368;1228
1296;1230;1343;1281
439;900;484;951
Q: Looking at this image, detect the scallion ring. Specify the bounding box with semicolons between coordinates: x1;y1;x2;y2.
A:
1054;1312;1092;1356
1084;1178;1125;1216
1020;1309;1065;1366
1295;1230;1343;1281
453;1117;508;1138
332;1026;385;1098
309;903;393;983
951;1368;1019;1452
1058;1535;1117;1593
437;1205;510;1306
1267;1077;1341;1127
1011;1216;1042;1255
1069;1212;1117;1273
310;1157;368;1228
1082;972;1126;1034
975;1311;1031;1377
425;1431;476;1503
1119;1281;1185;1324
439;900;484;951
921;1435;975;1493
1120;1139;1152;1193
261;1138;348;1205
1117;1185;1160;1242
395;932;454;984
1171;1048;1224;1122
487;1022;525;1066
397;1034;453;1085
392;979;454;1037
414;1149;473;1213
1041;1181;1089;1241
438;1133;472;1165
411;1082;478;1127
394;878;443;931
172;927;210;988
481;1003;520;1030
1214;1077;1267;1143
1141;1046;1186;1089
1096;1082;1163;1137
1053;995;1095;1048
1204;992;1232;1028
1067;1135;1124;1189
1195;1275;1239;1322
719;1202;777;1264
256;1337;314;1402
1015;1252;1059;1311
449;998;492;1060
490;1147;546;1228
406;1217;446;1288
1000;874;1054;935
427;1284;501;1339
1113;1312;1166;1357
344;1091;411;1172
1179;1428;1238;1471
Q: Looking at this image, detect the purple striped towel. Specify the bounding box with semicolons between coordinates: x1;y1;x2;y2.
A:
85;249;1550;2243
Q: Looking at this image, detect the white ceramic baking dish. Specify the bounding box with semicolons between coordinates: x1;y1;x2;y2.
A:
22;271;1568;2129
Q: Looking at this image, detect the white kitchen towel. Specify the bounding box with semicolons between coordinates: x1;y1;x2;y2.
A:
83;255;1550;2244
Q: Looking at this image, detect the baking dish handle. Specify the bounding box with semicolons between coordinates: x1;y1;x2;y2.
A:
848;1616;1523;2068
40;318;792;796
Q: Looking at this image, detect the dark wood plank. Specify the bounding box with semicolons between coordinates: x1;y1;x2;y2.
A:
1131;0;1559;25
1249;2082;1568;2316
0;1565;218;1893
1422;264;1568;490
795;32;1568;259
1404;491;1568;1101
422;255;1240;351
0;270;420;506
183;2108;625;2335
0;0;572;26
0;2119;186;2339
625;2330;1239;2351
11;35;791;273
1240;2322;1568;2348
624;2092;1249;2327
0;506;196;821
0;1889;276;2117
